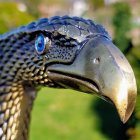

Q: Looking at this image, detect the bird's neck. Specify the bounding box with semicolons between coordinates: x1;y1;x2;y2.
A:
0;83;36;140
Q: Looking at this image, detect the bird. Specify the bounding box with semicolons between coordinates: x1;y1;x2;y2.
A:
0;16;137;140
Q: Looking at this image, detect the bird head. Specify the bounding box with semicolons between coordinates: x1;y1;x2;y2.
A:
16;16;137;123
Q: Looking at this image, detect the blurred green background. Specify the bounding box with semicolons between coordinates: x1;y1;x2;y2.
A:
0;0;140;140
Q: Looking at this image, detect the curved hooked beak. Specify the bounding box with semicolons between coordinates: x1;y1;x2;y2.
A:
47;36;137;123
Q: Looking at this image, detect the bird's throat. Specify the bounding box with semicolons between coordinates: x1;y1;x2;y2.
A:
0;83;36;140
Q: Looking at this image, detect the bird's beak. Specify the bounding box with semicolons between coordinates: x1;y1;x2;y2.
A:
47;36;137;123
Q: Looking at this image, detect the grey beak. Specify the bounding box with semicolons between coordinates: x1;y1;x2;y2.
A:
47;36;137;123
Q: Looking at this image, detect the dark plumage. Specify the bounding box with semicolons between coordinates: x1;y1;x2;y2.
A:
0;16;137;140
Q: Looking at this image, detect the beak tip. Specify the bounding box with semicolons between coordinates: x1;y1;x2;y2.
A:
120;114;130;124
118;94;136;124
122;120;127;124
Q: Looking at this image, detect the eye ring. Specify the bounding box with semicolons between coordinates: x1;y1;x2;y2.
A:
35;34;51;55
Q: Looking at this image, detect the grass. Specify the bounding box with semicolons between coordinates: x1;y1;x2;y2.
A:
30;87;109;140
0;3;35;34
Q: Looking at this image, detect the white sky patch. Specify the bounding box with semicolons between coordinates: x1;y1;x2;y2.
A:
70;0;88;16
18;3;27;12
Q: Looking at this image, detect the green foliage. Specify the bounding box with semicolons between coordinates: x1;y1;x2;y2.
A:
88;0;104;9
112;2;132;51
127;46;140;140
30;88;109;140
0;2;35;34
112;2;140;139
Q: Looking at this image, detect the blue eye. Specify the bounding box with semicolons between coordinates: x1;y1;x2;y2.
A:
35;34;50;54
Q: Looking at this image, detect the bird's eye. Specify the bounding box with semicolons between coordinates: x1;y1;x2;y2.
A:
35;34;51;54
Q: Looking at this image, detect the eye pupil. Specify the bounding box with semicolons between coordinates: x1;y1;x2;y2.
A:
35;34;46;54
